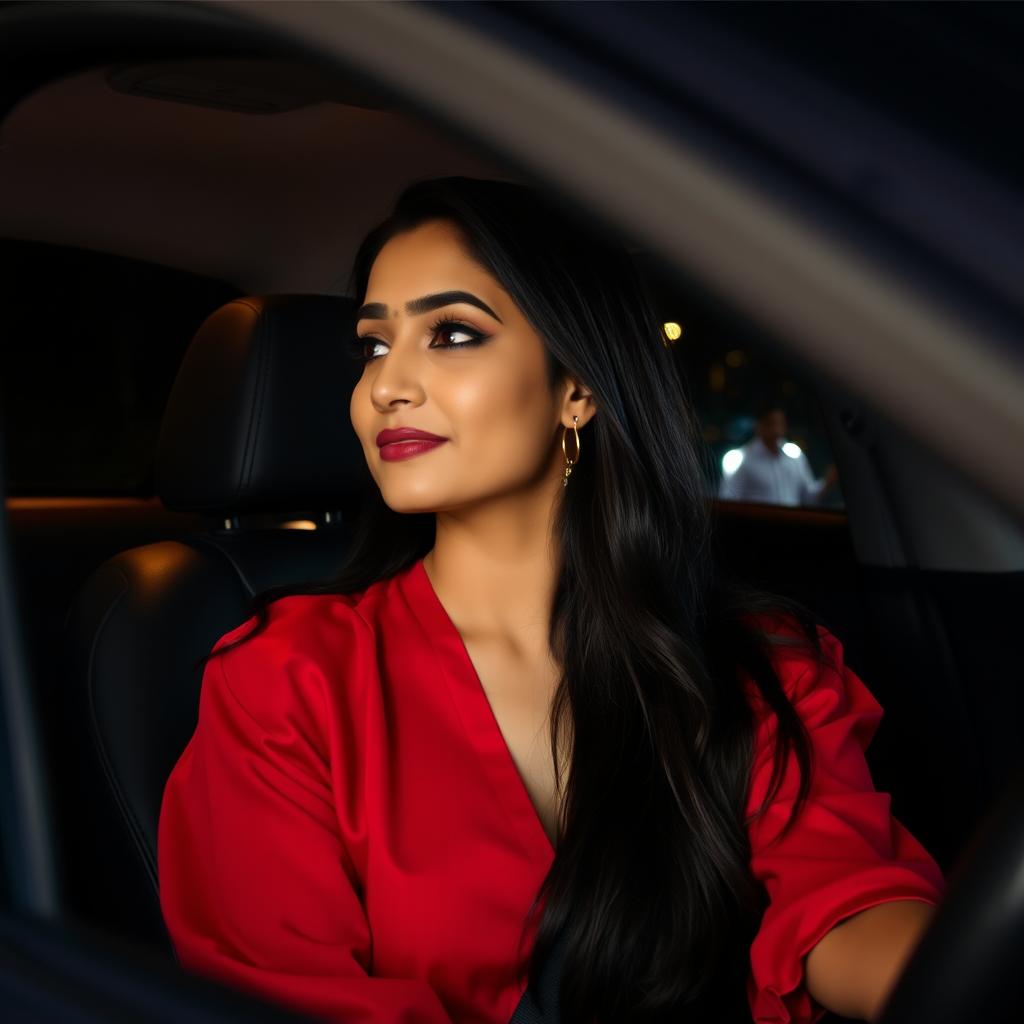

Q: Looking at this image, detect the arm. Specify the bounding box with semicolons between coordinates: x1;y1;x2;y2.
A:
157;622;454;1024
805;898;935;1021
744;622;945;1024
796;453;829;505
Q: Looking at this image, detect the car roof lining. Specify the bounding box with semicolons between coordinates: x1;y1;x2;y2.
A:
0;60;519;294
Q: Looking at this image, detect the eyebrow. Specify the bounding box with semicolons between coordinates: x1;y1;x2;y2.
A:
356;290;503;324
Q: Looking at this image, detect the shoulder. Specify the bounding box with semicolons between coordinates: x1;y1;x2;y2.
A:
738;615;890;838
204;589;382;730
738;611;884;750
213;590;373;662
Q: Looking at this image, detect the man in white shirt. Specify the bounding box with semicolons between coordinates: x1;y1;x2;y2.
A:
718;405;838;507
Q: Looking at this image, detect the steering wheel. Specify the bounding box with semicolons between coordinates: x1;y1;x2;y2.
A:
876;764;1024;1023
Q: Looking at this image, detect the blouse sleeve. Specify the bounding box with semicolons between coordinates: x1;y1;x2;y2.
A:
157;610;454;1024
744;623;946;1024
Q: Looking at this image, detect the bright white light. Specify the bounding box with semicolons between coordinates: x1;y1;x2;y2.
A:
782;442;802;459
722;449;744;475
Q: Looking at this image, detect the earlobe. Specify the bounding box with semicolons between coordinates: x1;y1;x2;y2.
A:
561;381;595;430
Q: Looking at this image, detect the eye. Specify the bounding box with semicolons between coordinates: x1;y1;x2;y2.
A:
429;316;486;349
436;326;473;345
350;337;388;362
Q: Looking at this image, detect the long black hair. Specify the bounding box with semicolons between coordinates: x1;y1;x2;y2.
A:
197;177;827;1022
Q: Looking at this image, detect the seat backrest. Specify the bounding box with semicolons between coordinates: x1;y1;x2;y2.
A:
62;295;370;950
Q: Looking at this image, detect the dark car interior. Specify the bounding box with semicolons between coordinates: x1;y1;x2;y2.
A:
1;2;1022;1022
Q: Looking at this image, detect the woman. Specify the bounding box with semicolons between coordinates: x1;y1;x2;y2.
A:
157;177;944;1024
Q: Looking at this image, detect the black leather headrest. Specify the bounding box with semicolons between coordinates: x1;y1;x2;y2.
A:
156;295;370;515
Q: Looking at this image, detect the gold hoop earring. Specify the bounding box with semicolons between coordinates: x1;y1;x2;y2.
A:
562;415;580;488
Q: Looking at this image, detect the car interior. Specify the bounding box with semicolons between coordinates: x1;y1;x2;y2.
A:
1;3;1022;1021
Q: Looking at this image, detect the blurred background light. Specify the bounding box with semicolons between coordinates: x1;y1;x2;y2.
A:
281;519;318;530
721;448;744;475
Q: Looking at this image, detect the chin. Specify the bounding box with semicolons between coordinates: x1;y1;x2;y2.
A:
379;488;443;516
392;490;498;518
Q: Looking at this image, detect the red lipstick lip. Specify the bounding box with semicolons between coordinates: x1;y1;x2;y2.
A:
376;427;447;447
378;438;445;462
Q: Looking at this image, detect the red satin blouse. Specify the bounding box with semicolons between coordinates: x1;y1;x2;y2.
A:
157;557;945;1024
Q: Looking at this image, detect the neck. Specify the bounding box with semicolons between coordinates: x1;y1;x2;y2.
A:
422;479;561;654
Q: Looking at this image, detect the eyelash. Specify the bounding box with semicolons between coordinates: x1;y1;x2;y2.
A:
349;314;488;364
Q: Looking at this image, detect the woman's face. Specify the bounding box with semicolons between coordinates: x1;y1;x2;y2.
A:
350;219;573;514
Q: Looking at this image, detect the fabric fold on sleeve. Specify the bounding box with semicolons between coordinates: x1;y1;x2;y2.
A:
157;609;455;1024
744;623;946;1024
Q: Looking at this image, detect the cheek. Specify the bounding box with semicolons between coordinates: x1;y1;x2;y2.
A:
454;361;552;460
350;377;373;446
349;379;361;431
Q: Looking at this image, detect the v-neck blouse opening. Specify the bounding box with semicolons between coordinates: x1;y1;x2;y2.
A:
398;557;557;866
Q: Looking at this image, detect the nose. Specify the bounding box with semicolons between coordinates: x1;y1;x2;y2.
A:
368;332;427;412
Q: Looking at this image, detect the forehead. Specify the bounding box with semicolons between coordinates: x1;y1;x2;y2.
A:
366;220;489;293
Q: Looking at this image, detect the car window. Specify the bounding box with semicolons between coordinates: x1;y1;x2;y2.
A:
0;240;240;496
637;255;844;510
691;347;841;511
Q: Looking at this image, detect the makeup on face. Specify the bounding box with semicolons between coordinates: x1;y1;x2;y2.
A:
351;313;491;365
356;290;503;325
350;220;556;500
352;290;501;367
375;426;449;462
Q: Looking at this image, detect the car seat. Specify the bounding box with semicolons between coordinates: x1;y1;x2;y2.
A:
62;294;370;952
